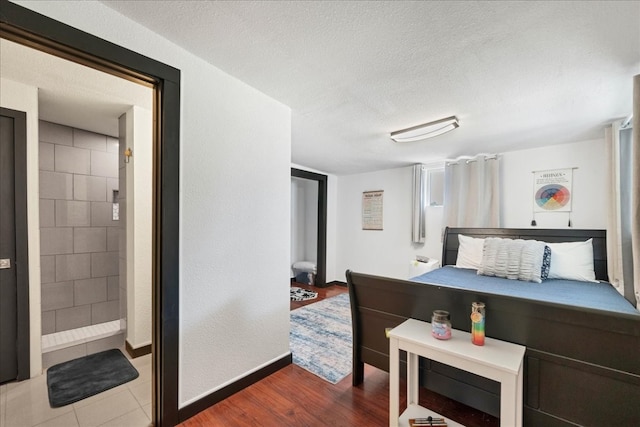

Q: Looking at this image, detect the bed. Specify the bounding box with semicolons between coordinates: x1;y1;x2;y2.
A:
346;227;640;426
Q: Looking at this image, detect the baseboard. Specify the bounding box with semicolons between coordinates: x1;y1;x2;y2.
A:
178;353;292;422
327;280;347;287
125;340;152;359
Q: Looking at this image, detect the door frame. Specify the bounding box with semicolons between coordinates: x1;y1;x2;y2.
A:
0;107;29;381
0;2;181;426
291;168;327;287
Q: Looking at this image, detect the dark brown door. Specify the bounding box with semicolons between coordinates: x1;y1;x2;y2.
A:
0;107;29;383
0;112;18;383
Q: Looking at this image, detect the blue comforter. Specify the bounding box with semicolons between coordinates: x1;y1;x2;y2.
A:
411;266;640;315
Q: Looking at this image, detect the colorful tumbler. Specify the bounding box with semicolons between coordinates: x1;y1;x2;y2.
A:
471;302;485;346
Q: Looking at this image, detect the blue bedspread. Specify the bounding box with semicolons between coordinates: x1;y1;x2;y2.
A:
411;266;640;315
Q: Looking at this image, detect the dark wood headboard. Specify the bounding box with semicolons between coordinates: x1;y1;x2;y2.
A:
441;227;608;281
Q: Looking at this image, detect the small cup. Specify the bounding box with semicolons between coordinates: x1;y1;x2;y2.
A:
431;310;452;340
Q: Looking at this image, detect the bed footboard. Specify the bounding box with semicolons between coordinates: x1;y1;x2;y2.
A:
346;270;640;426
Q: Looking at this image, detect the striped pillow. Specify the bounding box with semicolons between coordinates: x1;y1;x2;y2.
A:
478;238;547;283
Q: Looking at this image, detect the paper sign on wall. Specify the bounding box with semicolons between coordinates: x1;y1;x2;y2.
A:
362;190;384;230
533;168;573;212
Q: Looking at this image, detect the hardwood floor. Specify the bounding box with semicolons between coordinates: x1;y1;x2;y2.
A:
179;283;498;427
290;281;348;310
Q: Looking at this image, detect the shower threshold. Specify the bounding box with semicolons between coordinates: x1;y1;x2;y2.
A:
42;320;122;353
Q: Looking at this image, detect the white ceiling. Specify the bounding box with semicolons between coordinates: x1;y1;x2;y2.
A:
2;2;637;174
0;38;152;137
99;1;639;175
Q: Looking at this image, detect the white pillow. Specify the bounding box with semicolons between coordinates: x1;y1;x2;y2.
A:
455;234;485;270
546;239;597;282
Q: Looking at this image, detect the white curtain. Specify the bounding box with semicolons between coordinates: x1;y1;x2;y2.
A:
606;123;632;300
633;74;640;307
606;74;640;307
442;155;500;228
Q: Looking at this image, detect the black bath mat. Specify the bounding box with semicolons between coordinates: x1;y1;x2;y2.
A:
47;348;139;407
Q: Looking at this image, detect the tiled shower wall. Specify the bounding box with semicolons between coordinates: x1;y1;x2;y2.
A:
39;120;120;334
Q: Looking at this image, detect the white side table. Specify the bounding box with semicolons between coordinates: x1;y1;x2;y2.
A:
389;318;525;427
408;259;439;279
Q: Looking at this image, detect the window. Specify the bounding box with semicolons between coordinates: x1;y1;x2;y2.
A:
428;168;444;207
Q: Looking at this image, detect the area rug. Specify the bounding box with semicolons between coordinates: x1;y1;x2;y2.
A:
290;293;352;384
290;286;318;301
47;348;139;407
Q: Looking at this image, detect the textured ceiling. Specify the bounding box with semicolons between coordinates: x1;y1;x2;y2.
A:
99;0;639;175
22;1;640;174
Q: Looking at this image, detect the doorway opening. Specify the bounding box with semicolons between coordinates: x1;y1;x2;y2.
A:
290;168;327;287
1;2;180;425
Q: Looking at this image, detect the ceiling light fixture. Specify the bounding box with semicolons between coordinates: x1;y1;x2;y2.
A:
390;116;459;142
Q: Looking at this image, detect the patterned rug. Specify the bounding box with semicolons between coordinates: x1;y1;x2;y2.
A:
289;293;352;384
290;286;318;301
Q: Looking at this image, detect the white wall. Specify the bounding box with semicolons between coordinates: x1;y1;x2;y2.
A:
304;180;318;261
336;139;609;280
290;177;318;274
336;166;437;280
501;139;608;229
291;163;339;282
124;106;153;349
16;0;292;407
0;77;42;377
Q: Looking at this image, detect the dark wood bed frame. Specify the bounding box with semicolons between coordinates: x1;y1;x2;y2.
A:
346;227;640;426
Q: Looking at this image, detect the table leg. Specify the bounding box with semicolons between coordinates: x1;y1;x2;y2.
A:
407;352;419;406
516;366;523;426
500;374;521;427
390;336;400;427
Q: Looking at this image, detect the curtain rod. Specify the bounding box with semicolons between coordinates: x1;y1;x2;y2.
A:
445;153;499;165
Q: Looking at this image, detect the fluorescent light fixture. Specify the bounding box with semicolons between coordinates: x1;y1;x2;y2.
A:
390;116;459;142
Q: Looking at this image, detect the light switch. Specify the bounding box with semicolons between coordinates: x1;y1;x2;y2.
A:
112;203;120;221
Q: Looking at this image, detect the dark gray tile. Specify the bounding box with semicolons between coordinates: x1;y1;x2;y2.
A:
56;200;91;227
73;128;106;151
41;311;56;335
119;288;127;319
91;300;120;324
54;145;91;174
91;251;119;278
118;169;126;199
91;150;118;178
74;277;107;305
74;227;106;253
41;255;56;284
42;344;87;369
55;305;91;331
40;227;74;255
91;202;119;227
41;281;74;311
39;121;72;146
55;253;91;282
39;142;55;171
119;223;126;255
106;136;119;154
39;171;73;200
39;199;55;228
118;257;126;283
107;276;119;301
74;175;106;201
107;228;119;252
107;178;119;200
86;333;124;355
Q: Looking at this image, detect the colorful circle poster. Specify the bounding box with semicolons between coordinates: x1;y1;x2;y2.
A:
533;169;573;212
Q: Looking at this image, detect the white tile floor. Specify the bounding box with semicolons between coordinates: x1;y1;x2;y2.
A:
0;350;152;427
